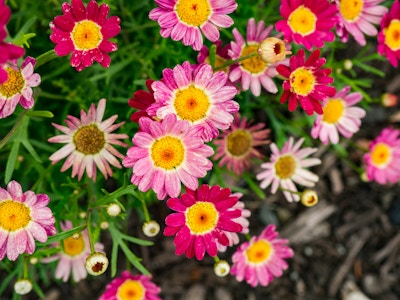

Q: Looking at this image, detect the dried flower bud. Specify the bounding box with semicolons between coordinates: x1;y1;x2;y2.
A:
214;260;230;277
258;37;291;64
85;252;109;276
381;93;398;107
14;279;33;295
301;189;318;207
142;220;160;237
106;203;121;217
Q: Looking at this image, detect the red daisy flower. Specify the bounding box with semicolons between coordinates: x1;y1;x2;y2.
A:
128;79;156;123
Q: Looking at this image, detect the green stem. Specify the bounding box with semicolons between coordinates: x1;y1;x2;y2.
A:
245;233;252;241
35;49;59;69
86;211;95;253
140;198;150;222
279;187;302;195
23;255;28;279
213;256;220;263
0;110;27;151
214;52;259;72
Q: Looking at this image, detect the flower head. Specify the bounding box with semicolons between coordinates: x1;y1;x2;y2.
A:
164;184;244;260
49;98;128;181
106;203;122;217
14;279;33;295
257;137;321;202
85;252;109;276
364;127;400;184
231;224;294;287
214;260;230;277
123;114;214;200
258;37;292;65
148;61;239;141
0;57;40;119
311;86;366;144
213;113;270;175
0;181;56;261
275;0;338;50
142;220;161;237
149;0;237;51
378;0;400;67
301;189;318;207
49;0;121;71
128;79;156;123
99;271;161;300
276;49;336;115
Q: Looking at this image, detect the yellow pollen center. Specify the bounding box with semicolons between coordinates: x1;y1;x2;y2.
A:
246;240;272;264
227;129;252;157
288;5;317;36
73;124;105;155
175;0;211;27
322;98;345;124
150;136;185;170
370;142;391;167
116;279;145;300
62;233;85;256
71;20;103;51
289;67;316;96
339;0;364;22
275;155;296;179
186;202;218;234
384;20;400;51
241;44;267;74
174;84;210;123
0;200;31;232
0;67;25;98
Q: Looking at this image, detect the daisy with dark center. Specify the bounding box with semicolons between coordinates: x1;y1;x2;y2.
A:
149;0;237;51
164;184;243;260
256;137;321;202
50;0;121;71
378;0;400;67
49;98;128;181
230;224;294;287
148;61;238;141
123;114;213;200
275;0;338;50
213;113;270;175
276;49;336;115
128;79;156;123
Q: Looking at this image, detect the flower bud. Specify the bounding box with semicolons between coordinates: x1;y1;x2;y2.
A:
85;252;109;276
142;220;160;237
100;221;109;230
106;203;121;217
381;93;398;107
301;189;318;207
343;59;353;70
14;279;33;295
214;260;230;277
258;37;291;64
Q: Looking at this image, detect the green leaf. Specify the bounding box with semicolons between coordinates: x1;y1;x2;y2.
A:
0;266;19;295
21;139;42;163
120;233;153;246
209;44;217;69
26;110;54;118
5;140;20;184
111;239;119;277
119;240;150;276
242;173;265;199
38;224;87;246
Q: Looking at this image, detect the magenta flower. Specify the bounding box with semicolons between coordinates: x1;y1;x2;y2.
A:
276;49;336;115
0;181;56;261
364;127;400;184
128;79;156;123
231;224;294;287
164;184;243;260
99;271;161;300
49;0;121;71
378;0;400;67
149;0;237;51
123;114;214;200
276;0;338;50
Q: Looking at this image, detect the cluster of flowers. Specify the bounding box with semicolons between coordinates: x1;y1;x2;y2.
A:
1;0;400;298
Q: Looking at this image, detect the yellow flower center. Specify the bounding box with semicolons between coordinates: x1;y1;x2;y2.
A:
227;129;252;157
62;233;85;256
384;19;400;51
246;239;272;264
0;67;25;98
275;155;296;179
289;67;315;96
73;124;105;155
174;84;210;123
71;20;103;51
186;202;218;234
370;142;392;167
339;0;364;22
175;0;211;27
240;44;267;74
322;98;345;124
288;5;317;36
0;200;31;232
116;279;145;300
150;136;185;170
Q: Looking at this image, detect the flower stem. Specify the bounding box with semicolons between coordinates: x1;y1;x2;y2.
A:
0;110;26;151
213;51;259;72
140;197;150;222
35;49;59;68
86;211;95;253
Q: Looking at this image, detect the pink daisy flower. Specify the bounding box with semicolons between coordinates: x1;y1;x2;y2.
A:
364;127;400;184
49;98;128;181
148;61;239;141
128;79;156;123
149;0;237;51
0;57;40;119
49;0;121;71
230;224;294;287
42;221;104;282
256;137;321;202
228;18;290;97
276;49;336;115
123;114;214;200
311;86;366;144
275;0;338;50
334;0;388;46
164;184;243;260
99;271;161;300
0;181;56;261
213;113;270;175
378;0;400;67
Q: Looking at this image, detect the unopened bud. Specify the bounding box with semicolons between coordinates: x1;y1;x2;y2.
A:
214;260;230;277
343;59;353;70
100;221;109;230
381;93;398;107
85;252;109;276
258;37;291;64
106;203;121;217
14;279;33;295
142;220;160;237
301;189;318;207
